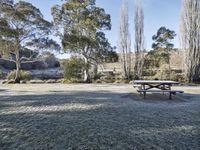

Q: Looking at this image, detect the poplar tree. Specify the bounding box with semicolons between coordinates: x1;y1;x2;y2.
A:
180;0;200;82
134;0;145;79
119;0;132;80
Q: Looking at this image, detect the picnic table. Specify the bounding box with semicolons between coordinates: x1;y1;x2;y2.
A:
133;80;184;99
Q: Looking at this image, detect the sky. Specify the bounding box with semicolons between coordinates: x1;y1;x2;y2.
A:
15;0;182;52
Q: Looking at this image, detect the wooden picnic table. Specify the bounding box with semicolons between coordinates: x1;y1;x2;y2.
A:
133;80;183;99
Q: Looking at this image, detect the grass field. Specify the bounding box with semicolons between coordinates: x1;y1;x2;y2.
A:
0;84;199;149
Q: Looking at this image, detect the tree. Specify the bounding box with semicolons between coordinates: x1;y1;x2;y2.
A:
118;0;132;80
151;27;176;70
134;0;145;79
180;0;200;83
51;0;111;82
0;0;60;83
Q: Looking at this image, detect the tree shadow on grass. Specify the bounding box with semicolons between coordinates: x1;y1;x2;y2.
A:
0;91;199;150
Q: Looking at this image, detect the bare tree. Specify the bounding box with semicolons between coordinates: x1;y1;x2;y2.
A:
118;0;132;79
134;0;145;79
180;0;200;83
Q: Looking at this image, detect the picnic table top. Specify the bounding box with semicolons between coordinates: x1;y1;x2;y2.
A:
133;80;179;84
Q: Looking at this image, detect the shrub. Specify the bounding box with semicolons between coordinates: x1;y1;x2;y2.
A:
63;57;86;80
153;64;171;80
7;70;32;81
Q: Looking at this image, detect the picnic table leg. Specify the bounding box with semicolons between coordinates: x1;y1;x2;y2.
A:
143;91;146;99
169;93;172;99
162;85;165;95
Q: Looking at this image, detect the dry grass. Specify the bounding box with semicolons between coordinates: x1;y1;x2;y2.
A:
0;84;199;149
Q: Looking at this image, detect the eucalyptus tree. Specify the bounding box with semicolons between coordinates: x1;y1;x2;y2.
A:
180;0;200;82
51;0;111;82
0;0;59;83
119;0;132;80
134;0;144;79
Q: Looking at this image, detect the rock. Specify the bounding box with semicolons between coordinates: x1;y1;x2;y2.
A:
31;68;63;80
20;80;27;84
95;79;102;83
56;79;64;83
21;63;32;70
0;58;16;70
29;80;45;84
45;79;57;83
129;81;134;84
7;79;15;84
27;61;48;70
2;80;8;84
43;54;60;68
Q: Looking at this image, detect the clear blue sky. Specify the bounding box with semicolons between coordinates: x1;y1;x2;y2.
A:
16;0;182;51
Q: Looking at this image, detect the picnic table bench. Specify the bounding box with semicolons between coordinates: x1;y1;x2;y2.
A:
133;80;184;99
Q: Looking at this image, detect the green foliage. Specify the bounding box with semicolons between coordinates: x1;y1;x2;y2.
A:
104;49;119;63
52;0;112;81
152;27;176;50
52;0;111;53
144;27;176;70
7;70;32;81
63;57;86;80
0;0;60;82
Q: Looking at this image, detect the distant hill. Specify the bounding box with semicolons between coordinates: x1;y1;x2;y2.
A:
99;51;184;72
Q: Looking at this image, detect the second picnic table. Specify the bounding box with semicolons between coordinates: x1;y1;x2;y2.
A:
133;80;184;99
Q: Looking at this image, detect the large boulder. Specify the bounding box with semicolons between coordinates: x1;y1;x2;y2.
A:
0;58;49;70
21;62;32;70
43;55;60;68
0;58;16;70
39;52;60;68
31;68;63;79
21;60;48;70
28;61;48;70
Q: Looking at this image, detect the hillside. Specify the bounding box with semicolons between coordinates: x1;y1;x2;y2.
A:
99;51;184;72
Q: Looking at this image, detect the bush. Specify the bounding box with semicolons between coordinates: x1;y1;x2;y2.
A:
63;57;86;80
7;70;32;80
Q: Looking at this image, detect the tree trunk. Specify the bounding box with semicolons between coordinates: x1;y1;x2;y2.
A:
93;63;98;79
14;51;21;83
180;0;200;83
134;0;144;80
119;0;131;80
83;57;90;83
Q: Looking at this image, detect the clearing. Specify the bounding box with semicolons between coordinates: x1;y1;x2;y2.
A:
0;84;199;149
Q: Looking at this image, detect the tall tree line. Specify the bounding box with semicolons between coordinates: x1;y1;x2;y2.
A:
134;0;145;79
119;0;144;80
118;0;132;80
180;0;200;83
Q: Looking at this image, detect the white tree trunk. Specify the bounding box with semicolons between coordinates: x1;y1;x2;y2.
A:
180;0;200;82
134;0;145;79
14;50;21;83
83;56;90;82
119;0;132;80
